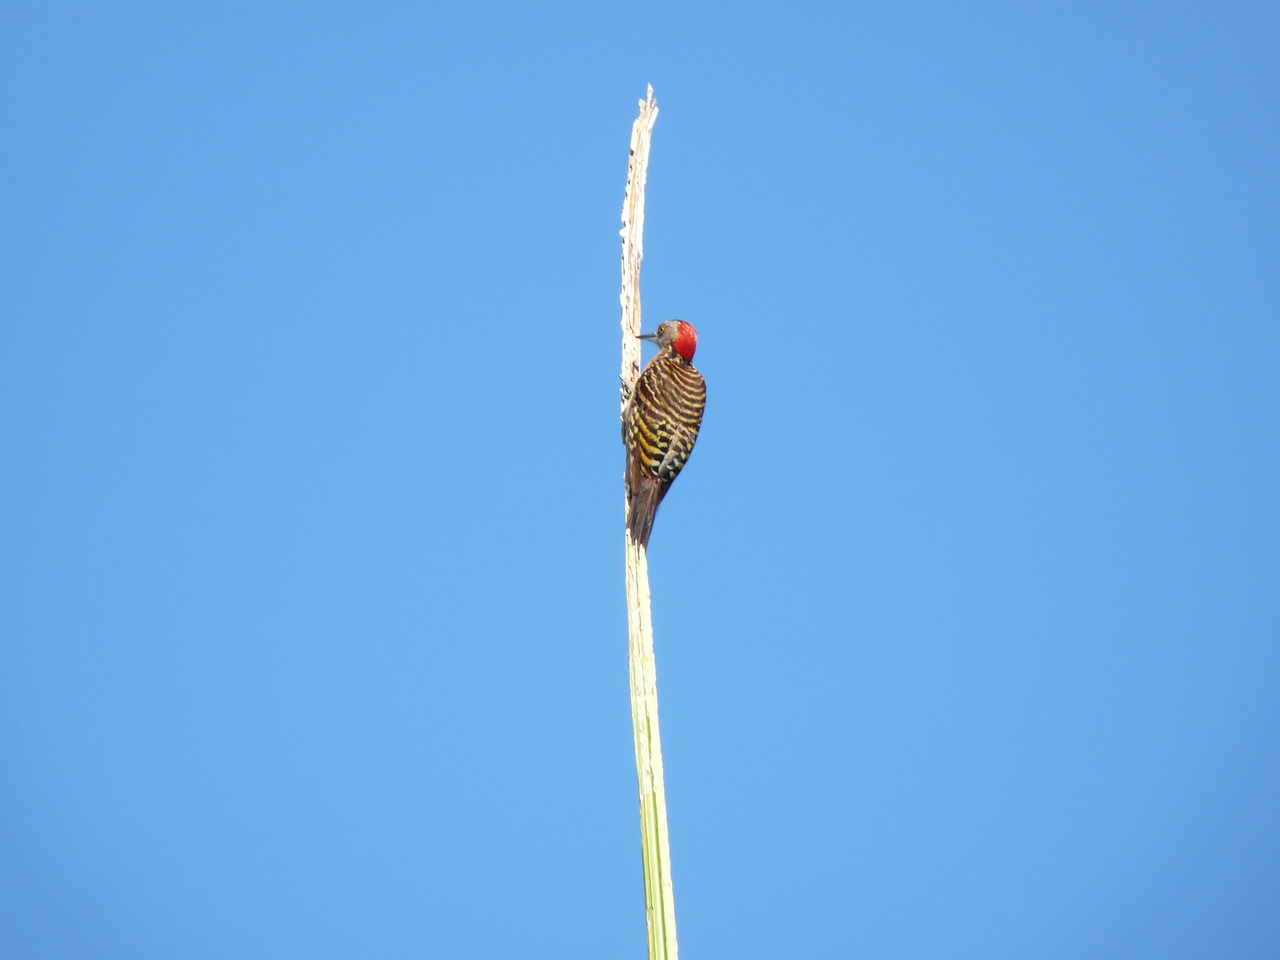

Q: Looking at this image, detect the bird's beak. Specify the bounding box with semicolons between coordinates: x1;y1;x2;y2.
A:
637;332;658;343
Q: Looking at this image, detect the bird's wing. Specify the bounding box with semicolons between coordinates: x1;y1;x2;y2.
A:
656;422;699;481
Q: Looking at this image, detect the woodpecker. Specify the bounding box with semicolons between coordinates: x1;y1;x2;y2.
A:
623;320;707;548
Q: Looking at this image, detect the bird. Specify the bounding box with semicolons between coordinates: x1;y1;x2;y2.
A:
623;320;707;548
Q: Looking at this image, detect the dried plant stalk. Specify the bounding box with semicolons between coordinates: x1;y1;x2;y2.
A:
618;85;678;960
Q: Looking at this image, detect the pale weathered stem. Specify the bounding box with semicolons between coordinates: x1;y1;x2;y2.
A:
619;86;678;960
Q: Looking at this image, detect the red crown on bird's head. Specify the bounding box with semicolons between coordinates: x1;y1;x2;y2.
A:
672;321;698;362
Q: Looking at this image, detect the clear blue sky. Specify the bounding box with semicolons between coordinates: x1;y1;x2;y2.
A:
4;3;1278;957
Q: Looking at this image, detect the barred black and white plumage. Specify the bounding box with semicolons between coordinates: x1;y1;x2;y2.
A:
623;320;706;548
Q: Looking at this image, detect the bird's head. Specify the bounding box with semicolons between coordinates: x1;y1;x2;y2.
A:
639;320;698;363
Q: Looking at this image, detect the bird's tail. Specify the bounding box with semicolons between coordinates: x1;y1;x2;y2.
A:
627;474;664;549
